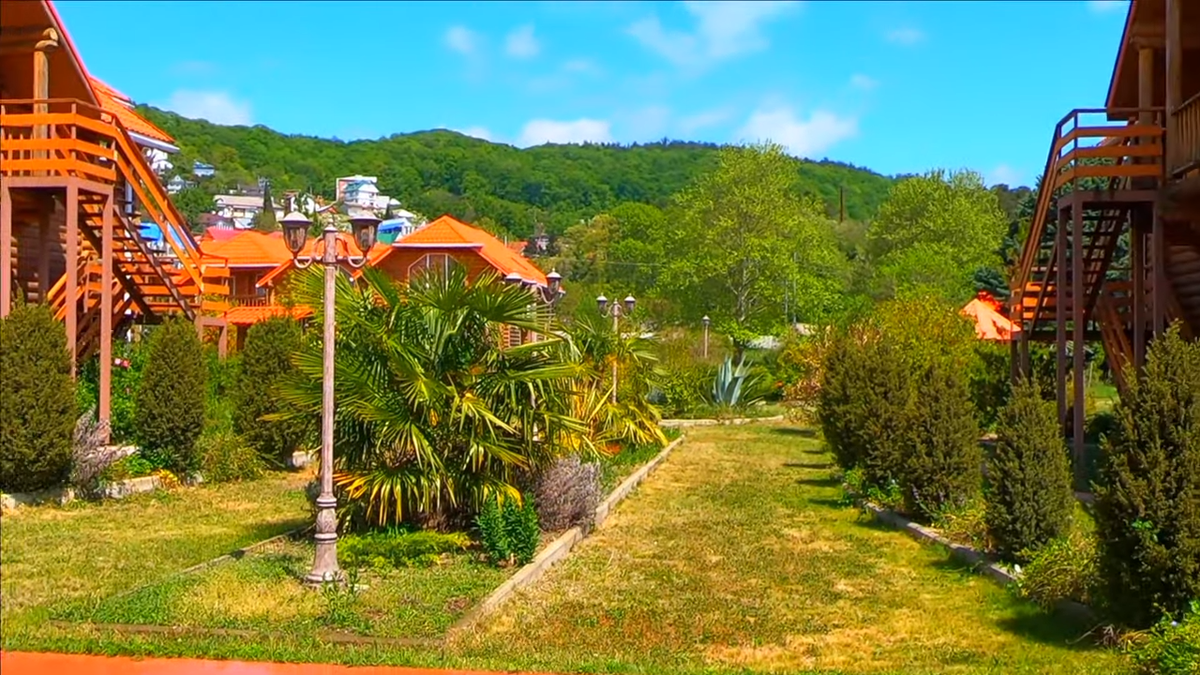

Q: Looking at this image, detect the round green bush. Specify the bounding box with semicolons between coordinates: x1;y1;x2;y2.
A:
0;303;78;493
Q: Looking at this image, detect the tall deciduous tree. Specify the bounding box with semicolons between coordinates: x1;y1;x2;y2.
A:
659;143;847;342
867;169;1008;302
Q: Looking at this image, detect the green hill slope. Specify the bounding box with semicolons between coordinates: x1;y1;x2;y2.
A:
139;107;896;239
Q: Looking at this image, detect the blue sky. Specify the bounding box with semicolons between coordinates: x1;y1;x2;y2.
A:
57;0;1130;187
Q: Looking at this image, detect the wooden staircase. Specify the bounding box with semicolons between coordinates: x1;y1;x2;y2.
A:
1;98;229;354
1011;108;1166;394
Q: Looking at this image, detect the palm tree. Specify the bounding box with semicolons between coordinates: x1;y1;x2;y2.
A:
279;265;592;530
563;312;667;451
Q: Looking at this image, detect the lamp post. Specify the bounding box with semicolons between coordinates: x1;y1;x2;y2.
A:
504;270;564;342
280;209;380;587
597;293;635;404
702;315;710;359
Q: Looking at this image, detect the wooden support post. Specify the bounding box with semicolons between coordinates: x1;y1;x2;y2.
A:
1132;208;1146;370
37;207;51;302
1020;331;1031;378
1071;197;1086;473
0;183;11;318
66;183;78;373
32;28;59;164
1165;0;1181;173
1056;207;1068;427
217;322;228;358
1152;206;1167;336
99;194;114;435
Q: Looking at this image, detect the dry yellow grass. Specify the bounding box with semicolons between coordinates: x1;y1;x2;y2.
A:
452;423;1131;674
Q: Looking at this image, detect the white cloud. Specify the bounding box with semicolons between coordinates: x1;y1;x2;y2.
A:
158;91;252;125
986;164;1024;187
457;126;494;141
886;27;924;46
445;25;478;55
735;106;857;158
628;0;799;70
1088;0;1128;13
505;25;540;59
518;118;613;147
678;108;733;135
849;74;879;90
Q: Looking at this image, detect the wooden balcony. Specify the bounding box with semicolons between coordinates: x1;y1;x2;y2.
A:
1170;92;1200;179
229;294;271;308
0;98;119;183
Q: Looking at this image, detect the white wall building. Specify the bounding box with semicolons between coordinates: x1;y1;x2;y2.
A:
212;194;284;229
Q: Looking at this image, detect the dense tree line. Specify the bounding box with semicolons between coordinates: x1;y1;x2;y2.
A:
139;106;897;238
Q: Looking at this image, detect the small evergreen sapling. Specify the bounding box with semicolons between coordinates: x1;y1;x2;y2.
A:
0;304;78;493
986;378;1074;561
902;357;982;521
1094;326;1200;628
134;318;207;475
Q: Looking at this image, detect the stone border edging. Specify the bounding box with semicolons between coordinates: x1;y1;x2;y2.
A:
447;434;687;637
1;474;171;511
860;501;1096;623
660;415;784;428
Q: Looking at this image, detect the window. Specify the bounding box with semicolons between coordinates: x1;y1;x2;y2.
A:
408;253;460;278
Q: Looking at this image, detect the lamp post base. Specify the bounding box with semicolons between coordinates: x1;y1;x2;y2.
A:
303;495;342;587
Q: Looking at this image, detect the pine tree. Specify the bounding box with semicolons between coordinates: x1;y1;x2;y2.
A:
986;377;1074;561
0;303;77;492
1094;325;1200;627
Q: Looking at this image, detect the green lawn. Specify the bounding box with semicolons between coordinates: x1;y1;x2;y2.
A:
2;425;1131;674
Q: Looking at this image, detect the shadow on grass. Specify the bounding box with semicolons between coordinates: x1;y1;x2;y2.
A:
770;427;818;438
796;476;841;488
783;461;834;470
995;609;1108;652
806;496;851;510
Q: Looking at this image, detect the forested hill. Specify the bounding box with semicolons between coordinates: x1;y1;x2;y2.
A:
138;106;897;238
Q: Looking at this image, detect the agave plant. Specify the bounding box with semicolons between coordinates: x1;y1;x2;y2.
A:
278;264;592;529
711;355;763;409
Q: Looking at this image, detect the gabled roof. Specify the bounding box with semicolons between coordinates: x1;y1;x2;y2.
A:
89;77;176;147
961;293;1021;342
200;230;291;268
388;216;549;286
41;0;99;105
256;233;390;288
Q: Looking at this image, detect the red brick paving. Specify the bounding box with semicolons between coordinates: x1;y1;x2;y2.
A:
0;652;551;675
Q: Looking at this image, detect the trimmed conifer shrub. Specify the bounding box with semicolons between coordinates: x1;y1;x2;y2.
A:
232;317;309;466
901;356;982;521
1094;325;1200;628
0;303;78;493
135;318;207;475
986;377;1074;561
816;327;870;471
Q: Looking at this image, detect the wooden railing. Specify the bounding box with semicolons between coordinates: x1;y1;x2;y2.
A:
229;294;271;307
1169;92;1200;178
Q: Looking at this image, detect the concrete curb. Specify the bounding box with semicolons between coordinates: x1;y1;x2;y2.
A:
1;474;175;511
660;415;784;428
860;501;1096;622
447;434;687;637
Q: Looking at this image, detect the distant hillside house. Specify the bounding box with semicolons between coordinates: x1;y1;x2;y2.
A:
213;194;283;229
336;174;398;211
193;161;216;178
167;175;194;194
377;209;422;245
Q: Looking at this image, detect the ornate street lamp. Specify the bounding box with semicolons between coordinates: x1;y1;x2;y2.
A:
702;315;711;359
598;291;635;404
280;209;380;587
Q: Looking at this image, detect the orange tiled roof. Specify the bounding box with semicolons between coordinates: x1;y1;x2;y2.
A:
200;230;292;268
389;216;549;286
507;240;527;254
89;76;176;145
224;304;313;327
256;233;390;288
